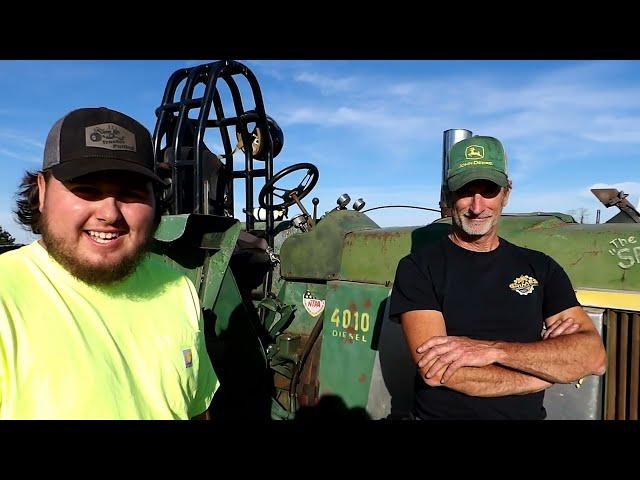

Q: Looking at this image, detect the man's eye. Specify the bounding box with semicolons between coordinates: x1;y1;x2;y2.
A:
71;186;101;197
483;186;502;198
121;190;150;202
457;185;501;198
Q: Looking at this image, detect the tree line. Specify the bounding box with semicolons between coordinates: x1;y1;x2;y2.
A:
0;225;15;245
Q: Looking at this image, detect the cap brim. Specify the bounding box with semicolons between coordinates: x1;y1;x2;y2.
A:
447;169;508;192
48;156;168;188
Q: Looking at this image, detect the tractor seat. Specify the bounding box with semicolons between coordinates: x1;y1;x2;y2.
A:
230;230;271;301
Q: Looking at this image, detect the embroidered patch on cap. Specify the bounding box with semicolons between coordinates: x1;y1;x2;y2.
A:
85;123;136;151
465;145;484;160
182;348;193;368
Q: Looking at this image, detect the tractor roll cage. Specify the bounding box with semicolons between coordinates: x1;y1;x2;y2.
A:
152;60;276;246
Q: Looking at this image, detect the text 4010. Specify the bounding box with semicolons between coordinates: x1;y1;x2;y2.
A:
330;308;370;331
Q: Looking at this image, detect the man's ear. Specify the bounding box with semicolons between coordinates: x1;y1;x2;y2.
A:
37;173;47;212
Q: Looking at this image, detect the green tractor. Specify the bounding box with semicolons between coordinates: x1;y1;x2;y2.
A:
146;60;638;420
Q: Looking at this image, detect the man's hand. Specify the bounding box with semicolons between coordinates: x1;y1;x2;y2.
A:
416;336;501;384
543;317;580;339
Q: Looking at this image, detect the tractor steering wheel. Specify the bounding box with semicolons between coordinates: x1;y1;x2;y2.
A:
258;162;319;211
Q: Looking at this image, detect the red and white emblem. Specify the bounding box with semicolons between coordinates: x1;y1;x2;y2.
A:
303;290;325;317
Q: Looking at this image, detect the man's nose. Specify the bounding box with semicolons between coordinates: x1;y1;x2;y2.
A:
469;193;485;214
95;196;122;224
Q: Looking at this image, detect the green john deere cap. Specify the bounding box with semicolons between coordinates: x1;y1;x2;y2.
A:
447;136;509;192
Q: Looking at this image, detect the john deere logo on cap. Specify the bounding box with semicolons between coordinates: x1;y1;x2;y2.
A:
85;123;136;152
465;145;484;160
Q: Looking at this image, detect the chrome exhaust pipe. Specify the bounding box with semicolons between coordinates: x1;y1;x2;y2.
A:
440;128;472;217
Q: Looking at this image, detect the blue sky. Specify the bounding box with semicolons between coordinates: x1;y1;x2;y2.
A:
1;60;638;244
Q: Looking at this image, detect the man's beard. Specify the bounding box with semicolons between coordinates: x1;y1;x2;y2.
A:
39;211;154;286
452;209;499;237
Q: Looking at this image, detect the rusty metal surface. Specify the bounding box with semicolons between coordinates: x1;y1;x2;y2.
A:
339;224;450;286
272;330;323;412
295;333;322;408
605;310;617;420
603;309;640;420
591;188;640;223
631;314;640;420
618;313;629;417
592;188;627;207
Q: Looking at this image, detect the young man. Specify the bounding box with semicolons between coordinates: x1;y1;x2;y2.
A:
390;136;606;420
0;107;218;419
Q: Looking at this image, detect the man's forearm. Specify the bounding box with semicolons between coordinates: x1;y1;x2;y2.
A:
425;364;552;397
494;331;606;384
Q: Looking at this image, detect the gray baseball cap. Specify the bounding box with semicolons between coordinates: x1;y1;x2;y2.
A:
43;107;165;185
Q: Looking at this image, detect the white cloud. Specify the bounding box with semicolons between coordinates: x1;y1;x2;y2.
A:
294;72;357;94
273;61;640;183
0;147;23;159
248;60;317;82
388;83;418;96
282;104;432;140
0;130;44;150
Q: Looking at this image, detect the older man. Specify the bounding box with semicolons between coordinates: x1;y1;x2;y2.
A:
390;135;606;420
0;107;217;419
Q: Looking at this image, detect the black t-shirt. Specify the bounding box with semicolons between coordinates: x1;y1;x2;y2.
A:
389;236;579;420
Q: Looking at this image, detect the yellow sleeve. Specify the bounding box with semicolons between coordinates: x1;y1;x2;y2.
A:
0;305;8;412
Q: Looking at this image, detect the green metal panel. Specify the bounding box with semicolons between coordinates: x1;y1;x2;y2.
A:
206;267;272;419
200;223;241;311
152;214;240;310
318;281;390;409
279;210;379;281
339;214;640;292
278;281;328;336
208;268;265;367
340;224;450;286
498;219;640;290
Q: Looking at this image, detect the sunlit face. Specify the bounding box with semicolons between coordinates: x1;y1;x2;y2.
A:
450;179;510;237
38;171;156;285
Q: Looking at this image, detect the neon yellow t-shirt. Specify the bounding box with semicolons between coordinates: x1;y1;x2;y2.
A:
0;242;218;419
